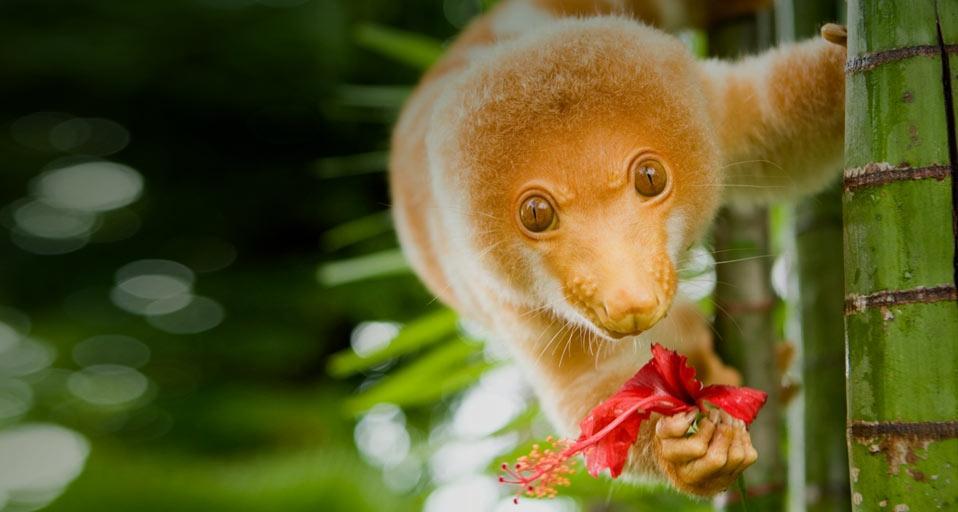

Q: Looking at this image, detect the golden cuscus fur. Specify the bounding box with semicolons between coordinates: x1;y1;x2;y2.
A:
389;0;845;497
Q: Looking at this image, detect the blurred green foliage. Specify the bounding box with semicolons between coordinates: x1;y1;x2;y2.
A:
0;0;720;511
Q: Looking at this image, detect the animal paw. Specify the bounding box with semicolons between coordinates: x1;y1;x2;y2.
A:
653;409;758;496
821;23;847;47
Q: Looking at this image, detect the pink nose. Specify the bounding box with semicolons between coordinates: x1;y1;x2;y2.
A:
600;288;661;335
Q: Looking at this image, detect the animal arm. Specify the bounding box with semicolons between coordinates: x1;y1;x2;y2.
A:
701;36;847;204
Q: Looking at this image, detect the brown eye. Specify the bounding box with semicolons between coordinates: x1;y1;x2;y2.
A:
518;195;557;233
633;159;668;197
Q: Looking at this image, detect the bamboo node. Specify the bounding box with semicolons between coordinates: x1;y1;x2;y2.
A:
844;285;958;315
849;420;958;441
843;163;951;192
850;421;958;477
845;44;958;74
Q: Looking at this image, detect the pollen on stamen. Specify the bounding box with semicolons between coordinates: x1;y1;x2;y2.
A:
498;437;577;504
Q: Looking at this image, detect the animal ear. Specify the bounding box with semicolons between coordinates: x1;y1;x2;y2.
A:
698;35;846;204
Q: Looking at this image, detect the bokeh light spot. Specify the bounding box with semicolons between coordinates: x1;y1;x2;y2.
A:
12;199;97;239
429;436;517;485
0;423;89;511
0;339;56;377
354;404;410;469
67;364;150;407
382;455;423;493
146;296;225;334
423;476;500;512
116;259;194;284
118;275;191;301
493;497;579;512
10;112;73;151
0;322;21;353
142;294;195;316
111;259;196;316
9;229;89;255
678;245;717;301
350;321;401;357
0;379;33;424
33;161;143;212
49;118;130;155
452;384;523;440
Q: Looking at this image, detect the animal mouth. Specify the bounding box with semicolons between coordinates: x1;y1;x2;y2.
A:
586;307;668;340
603;326;644;339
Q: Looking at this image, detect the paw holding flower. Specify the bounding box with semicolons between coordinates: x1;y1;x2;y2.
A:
654;409;758;496
499;344;766;503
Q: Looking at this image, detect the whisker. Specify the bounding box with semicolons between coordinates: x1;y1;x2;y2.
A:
535;317;566;365
558;324;576;368
719;158;786;173
713;254;772;265
687;184;788;189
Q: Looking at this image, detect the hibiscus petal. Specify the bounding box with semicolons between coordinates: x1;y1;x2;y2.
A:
650;343;701;402
620;360;670;394
697;385;768;425
580;409;648;477
578;393;691;478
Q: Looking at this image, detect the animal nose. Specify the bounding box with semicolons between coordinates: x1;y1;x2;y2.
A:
601;288;661;334
604;287;659;319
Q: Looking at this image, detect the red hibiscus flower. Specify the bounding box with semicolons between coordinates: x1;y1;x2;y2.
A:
499;343;767;502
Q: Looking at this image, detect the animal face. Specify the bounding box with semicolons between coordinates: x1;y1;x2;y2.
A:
512;149;677;337
428;18;723;340
497;121;712;340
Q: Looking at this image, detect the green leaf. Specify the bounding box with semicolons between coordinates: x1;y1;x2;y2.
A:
345;337;492;414
327;308;459;377
321;210;393;252
353;23;444;70
317;248;409;287
336;84;411;109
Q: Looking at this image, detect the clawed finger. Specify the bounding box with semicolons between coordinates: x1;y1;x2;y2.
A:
723;427;747;474
718;410;734;426
680;423;734;481
742;428;758;467
655;410;697;439
658;416;716;463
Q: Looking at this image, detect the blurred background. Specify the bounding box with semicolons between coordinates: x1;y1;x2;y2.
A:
0;1;836;511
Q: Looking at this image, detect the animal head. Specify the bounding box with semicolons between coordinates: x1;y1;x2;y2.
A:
428;18;725;340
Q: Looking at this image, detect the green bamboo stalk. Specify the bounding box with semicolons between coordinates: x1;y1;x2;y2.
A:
709;13;785;510
942;0;958;279
795;189;849;512
713;204;785;512
844;1;958;510
777;1;852;510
